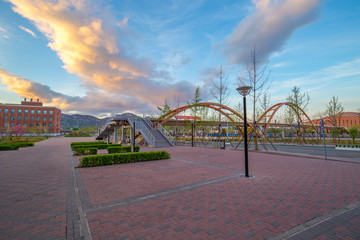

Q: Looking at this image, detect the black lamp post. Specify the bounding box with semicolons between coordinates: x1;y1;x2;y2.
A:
236;86;252;178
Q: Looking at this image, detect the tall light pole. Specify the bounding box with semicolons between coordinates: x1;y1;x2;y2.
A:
237;86;252;178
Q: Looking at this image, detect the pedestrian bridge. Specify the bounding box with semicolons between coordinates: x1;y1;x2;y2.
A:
95;113;174;148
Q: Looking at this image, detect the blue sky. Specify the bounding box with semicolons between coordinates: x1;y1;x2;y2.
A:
0;0;359;118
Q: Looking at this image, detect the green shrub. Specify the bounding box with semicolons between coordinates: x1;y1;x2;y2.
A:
71;141;105;147
79;154;114;167
79;150;170;167
0;142;34;151
14;142;35;148
71;143;108;150
73;148;98;156
0;144;19;151
107;146;139;154
107;143;122;148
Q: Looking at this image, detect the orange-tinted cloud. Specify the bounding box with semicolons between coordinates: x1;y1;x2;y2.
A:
5;0;195;114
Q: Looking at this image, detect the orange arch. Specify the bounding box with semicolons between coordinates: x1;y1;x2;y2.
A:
257;102;319;134
157;102;259;137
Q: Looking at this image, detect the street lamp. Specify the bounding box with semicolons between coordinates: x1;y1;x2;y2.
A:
236;85;252;177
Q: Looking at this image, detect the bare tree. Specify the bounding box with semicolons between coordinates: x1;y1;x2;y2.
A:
211;65;230;121
211;65;230;143
326;95;344;143
238;46;271;150
286;86;310;144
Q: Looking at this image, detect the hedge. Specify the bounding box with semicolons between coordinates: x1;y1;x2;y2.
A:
71;141;105;147
0;142;34;151
0;144;20;151
71;143;109;150
79;151;170;167
107;146;139;154
73;148;98;156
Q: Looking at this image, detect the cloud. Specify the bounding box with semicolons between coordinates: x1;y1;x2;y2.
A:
5;0;195;114
19;25;37;38
224;0;322;65
116;17;128;29
0;26;9;39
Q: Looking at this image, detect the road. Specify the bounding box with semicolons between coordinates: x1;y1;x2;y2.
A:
178;141;360;160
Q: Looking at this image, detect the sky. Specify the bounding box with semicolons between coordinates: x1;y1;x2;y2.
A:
0;0;359;118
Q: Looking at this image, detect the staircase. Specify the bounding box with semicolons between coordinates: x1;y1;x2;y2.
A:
127;117;174;148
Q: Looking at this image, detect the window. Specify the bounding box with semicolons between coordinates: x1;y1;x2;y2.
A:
11;109;15;113
18;109;22;114
17;116;21;120
4;116;7;120
37;110;41;114
11;116;14;120
10;122;14;126
3;123;7;127
49;123;52;127
25;109;28;114
49;117;53;121
0;108;1;113
351;120;352;125
31;116;34;120
24;123;28;126
44;110;47;114
24;116;28;121
37;117;40;121
30;123;34;127
43;124;46;127
43;117;46;121
50;110;53;115
31;110;35;114
36;123;40;127
5;109;8;114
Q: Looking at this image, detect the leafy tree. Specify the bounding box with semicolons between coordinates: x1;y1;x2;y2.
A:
187;87;202;122
238;46;271;150
260;92;271;124
326;95;344;143
349;127;359;144
158;98;172;116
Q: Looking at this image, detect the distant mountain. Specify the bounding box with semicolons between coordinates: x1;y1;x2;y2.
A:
61;113;110;129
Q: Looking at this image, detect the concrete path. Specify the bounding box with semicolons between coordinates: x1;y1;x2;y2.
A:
1;137;360;239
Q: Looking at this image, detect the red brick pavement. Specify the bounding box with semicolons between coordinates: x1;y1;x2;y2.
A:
0;136;93;240
2;139;360;240
81;146;360;240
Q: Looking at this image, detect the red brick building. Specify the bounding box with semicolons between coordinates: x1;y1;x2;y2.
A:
312;112;360;129
0;99;61;134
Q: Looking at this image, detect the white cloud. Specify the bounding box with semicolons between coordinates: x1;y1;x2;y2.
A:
224;0;322;65
19;25;37;38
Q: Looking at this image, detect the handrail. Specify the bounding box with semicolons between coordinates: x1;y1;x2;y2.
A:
155;123;175;146
128;117;156;147
96;118;115;138
143;117;154;129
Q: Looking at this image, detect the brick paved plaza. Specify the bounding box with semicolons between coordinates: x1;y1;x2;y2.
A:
1;137;360;239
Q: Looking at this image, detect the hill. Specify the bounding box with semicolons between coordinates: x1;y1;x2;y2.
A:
61;113;110;129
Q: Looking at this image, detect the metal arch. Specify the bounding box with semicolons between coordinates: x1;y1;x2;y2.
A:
157;102;257;136
256;102;319;134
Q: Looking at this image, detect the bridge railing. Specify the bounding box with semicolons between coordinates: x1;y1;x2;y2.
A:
96;118;114;139
154;122;175;146
127;117;156;147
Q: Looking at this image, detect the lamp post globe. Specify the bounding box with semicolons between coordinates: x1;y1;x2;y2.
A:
236;85;252;177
